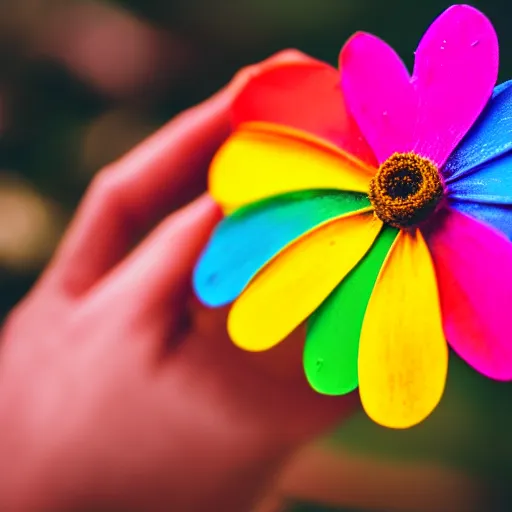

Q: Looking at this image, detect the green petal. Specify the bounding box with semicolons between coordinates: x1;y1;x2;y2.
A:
304;224;398;395
194;189;370;307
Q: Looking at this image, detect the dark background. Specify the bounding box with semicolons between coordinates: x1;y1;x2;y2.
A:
2;0;512;318
1;1;512;511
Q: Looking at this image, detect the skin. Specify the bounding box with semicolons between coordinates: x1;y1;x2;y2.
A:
0;51;356;512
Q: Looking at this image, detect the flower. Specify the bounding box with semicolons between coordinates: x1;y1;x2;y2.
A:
193;4;512;429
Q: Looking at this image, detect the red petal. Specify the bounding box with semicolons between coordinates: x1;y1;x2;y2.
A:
233;59;377;166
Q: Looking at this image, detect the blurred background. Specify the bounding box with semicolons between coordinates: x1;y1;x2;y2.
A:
1;0;511;511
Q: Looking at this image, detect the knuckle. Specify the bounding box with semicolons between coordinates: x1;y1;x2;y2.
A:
271;48;309;62
1;294;54;344
230;48;310;91
92;166;117;192
89;166;123;203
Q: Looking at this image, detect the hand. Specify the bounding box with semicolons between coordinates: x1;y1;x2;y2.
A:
0;51;356;512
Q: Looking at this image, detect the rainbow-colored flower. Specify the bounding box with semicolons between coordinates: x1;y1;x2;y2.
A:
193;5;512;428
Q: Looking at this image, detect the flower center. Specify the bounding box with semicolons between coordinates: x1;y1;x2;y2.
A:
369;152;443;229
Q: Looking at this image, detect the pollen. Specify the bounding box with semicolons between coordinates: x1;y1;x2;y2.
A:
369;152;444;229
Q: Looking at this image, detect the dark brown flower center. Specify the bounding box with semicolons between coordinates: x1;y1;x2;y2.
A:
369;152;443;229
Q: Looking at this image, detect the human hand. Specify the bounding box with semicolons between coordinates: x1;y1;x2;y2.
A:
0;51;356;512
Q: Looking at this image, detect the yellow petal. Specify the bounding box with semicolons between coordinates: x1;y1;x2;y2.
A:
358;229;448;429
228;211;382;351
210;122;375;211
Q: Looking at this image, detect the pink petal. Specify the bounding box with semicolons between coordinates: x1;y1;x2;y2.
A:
424;208;512;381
339;32;417;163
340;6;498;167
412;5;498;166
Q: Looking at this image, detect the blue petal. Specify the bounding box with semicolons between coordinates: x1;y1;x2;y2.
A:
492;80;512;98
448;200;512;241
193;190;370;307
447;131;512;241
443;81;512;182
447;152;512;204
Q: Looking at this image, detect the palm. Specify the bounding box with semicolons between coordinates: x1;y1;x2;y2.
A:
184;303;355;445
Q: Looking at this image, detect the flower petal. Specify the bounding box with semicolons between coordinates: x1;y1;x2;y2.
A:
492;80;512;98
412;5;498;167
447;152;512;205
233;60;376;165
358;229;448;429
446;151;512;240
340;6;498;168
228;212;382;352
425;208;512;381
339;32;417;163
193;190;370;307
210;122;375;211
444;81;512;181
448;200;512;241
304;225;398;395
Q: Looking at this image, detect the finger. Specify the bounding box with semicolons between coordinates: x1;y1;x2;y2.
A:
94;194;221;322
46;92;230;297
45;49;311;298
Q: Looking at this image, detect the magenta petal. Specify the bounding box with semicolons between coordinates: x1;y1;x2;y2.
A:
425;208;512;381
340;6;498;168
340;32;417;163
412;5;498;167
